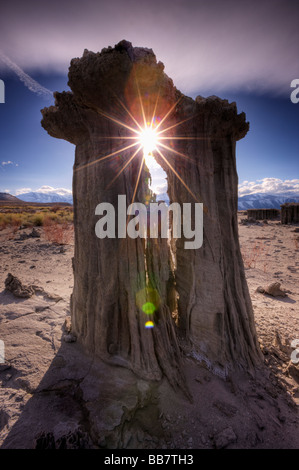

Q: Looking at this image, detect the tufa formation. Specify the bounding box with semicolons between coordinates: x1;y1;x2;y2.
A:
41;40;262;392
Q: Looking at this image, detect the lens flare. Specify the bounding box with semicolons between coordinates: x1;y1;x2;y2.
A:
142;302;156;315
75;79;203;208
145;321;154;329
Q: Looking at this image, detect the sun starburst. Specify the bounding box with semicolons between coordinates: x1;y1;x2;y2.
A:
75;80;201;206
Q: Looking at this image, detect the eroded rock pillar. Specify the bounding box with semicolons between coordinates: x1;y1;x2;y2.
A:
41;40;262;391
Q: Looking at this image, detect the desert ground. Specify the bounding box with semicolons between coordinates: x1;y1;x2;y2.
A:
0;210;298;449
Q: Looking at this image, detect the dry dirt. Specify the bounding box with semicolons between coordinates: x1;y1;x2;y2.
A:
0;216;299;449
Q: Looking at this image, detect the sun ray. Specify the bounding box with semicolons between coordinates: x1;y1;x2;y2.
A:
150;90;160;129
111;92;144;133
126;154;146;229
75;141;140;172
156;114;195;136
98;109;141;136
100;136;141;140
155;147;200;203
157;141;196;163
154;96;183;132
135;79;147;128
106;145;143;189
76;80;207;210
131;154;145;207
158;136;207;140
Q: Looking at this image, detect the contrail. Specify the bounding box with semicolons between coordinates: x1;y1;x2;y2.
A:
0;51;53;98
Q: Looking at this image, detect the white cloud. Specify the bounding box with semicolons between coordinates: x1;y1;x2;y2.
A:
15;187;32;195
15;186;72;196
0;0;298;96
154;182;168;195
239;178;299;197
1;160;19;167
0;51;52;98
37;185;72;196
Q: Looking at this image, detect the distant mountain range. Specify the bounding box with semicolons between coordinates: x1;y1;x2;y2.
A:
238;193;299;210
17;191;73;204
2;190;299;210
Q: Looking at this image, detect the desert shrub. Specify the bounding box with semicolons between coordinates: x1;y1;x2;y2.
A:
0;213;22;230
241;241;269;271
32;213;45;226
43;216;73;244
0;206;73;235
51;205;62;213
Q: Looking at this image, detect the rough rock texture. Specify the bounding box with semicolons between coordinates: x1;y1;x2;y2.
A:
281;203;299;224
5;273;35;298
264;282;286;298
247;209;280;221
41;40;262;389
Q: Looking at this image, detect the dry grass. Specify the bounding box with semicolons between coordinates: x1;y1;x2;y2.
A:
0;205;73;242
241;241;269;272
0;206;73;231
43;218;74;245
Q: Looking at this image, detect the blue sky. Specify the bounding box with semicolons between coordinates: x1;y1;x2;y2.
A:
0;0;298;198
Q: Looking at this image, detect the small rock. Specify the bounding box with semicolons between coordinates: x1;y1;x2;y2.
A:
18;233;29;240
30;228;41;238
286;363;299;380
35;306;49;313
64;316;72;334
240;218;248;225
265;282;286;297
214;427;237;449
4;273;35;298
213;400;237;417
256;286;265;294
63;334;77;343
277;413;286;423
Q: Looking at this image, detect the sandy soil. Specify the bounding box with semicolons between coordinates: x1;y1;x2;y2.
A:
0;216;298;449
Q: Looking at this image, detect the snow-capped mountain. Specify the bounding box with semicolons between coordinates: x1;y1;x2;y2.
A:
238;193;299;210
11;188;299;209
17;191;73;204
